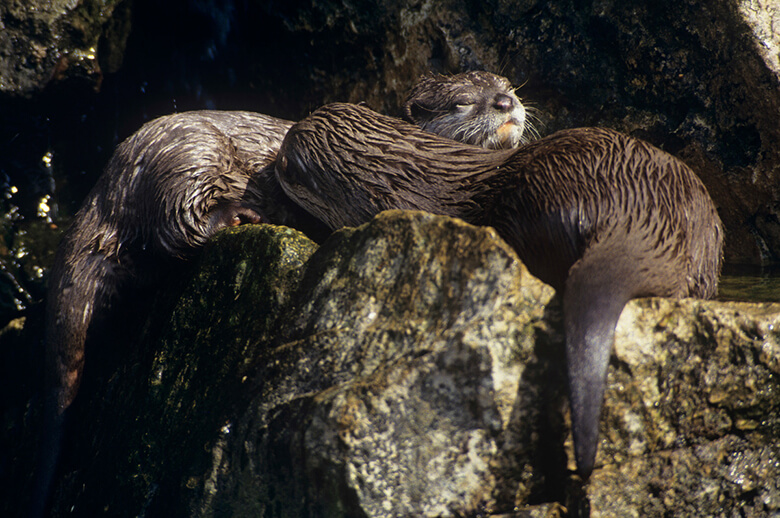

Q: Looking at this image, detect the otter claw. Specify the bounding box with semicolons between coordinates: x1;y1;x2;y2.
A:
229;207;263;226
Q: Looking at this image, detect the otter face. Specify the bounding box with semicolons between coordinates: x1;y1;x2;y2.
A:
403;71;528;150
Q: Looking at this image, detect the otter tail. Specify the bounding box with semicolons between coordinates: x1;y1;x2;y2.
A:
29;398;64;518
31;242;126;516
563;241;642;479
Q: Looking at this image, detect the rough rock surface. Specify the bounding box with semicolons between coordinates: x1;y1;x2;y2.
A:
35;211;780;517
193;211;558;517
0;0;131;97
42;223;319;517
592;298;780;517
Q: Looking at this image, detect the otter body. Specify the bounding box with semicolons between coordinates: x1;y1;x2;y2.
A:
46;110;294;415
276;102;723;478
36;110;299;517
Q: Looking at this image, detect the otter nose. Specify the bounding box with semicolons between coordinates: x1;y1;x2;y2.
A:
492;93;515;113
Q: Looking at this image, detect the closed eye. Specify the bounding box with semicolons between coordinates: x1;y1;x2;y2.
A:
454;102;475;111
452;96;476;110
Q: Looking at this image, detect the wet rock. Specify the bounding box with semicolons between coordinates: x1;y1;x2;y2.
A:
588;297;780;517
41;211;780;517
0;0;131;97
43;223;318;517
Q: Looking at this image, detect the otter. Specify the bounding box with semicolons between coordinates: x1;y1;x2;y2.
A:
34;110;304;517
44;110;296;417
403;70;530;149
44;71;527;420
275;102;723;479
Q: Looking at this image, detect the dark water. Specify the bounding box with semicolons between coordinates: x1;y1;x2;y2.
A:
717;264;780;303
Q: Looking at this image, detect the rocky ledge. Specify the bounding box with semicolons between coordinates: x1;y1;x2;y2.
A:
37;211;780;517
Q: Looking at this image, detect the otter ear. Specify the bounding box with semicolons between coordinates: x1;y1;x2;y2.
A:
402;99;419;122
403;100;431;124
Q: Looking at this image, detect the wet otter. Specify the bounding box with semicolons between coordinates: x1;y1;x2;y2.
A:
35;110;301;517
403;70;530;149
275;102;723;479
44;110;297;416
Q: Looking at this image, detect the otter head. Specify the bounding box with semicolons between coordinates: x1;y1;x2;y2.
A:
403;71;528;150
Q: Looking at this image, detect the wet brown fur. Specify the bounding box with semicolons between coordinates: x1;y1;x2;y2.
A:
276;102;723;478
36;110;308;517
45;110;298;415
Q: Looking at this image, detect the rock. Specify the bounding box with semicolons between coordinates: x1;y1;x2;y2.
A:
588;297;780;517
0;0;131;97
42;223;318;517
41;211;780;517
193;211;557;517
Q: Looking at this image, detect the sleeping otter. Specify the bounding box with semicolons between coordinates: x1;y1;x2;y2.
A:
275;102;723;479
45;111;297;418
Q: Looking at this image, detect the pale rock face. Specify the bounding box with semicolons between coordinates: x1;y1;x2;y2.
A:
738;0;780;77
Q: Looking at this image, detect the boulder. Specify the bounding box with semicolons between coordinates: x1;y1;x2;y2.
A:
590;298;780;517
42;211;780;517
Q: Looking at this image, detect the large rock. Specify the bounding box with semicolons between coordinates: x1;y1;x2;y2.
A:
592;298;780;517
41;211;780;517
43;223;319;517
192;211;557;517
